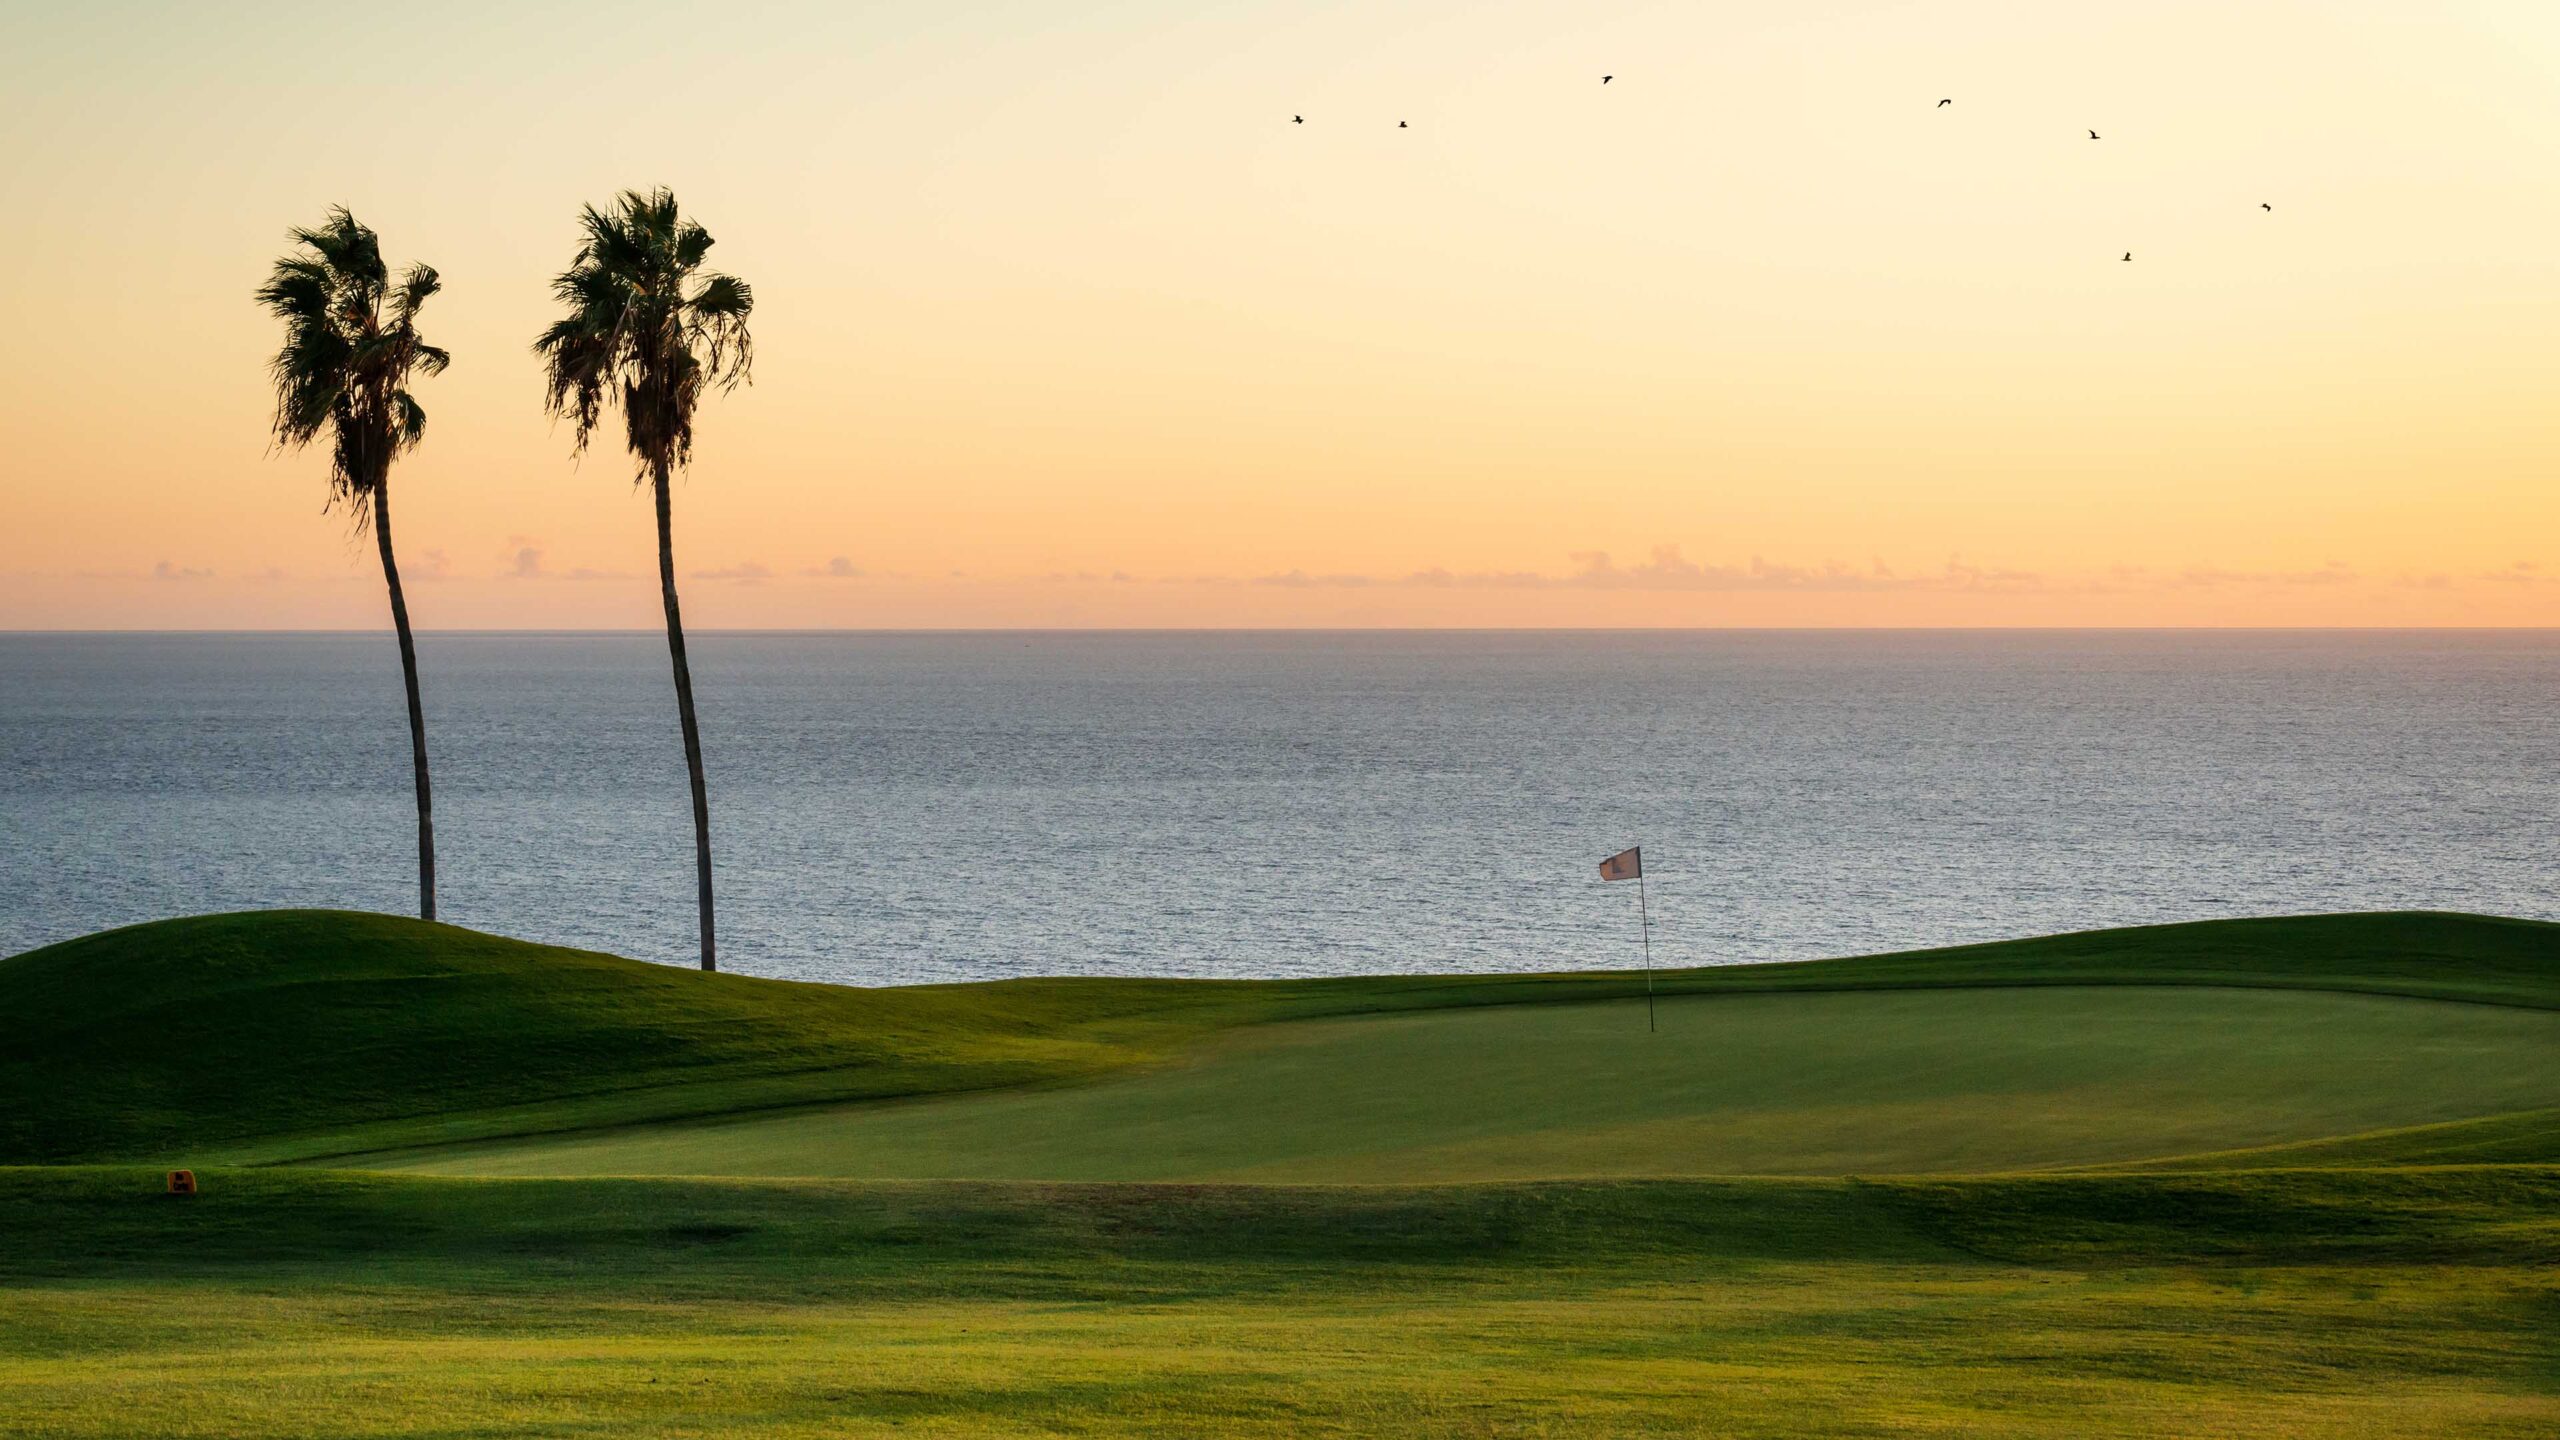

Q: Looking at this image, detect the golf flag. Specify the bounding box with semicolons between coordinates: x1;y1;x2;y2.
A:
1597;845;1654;1031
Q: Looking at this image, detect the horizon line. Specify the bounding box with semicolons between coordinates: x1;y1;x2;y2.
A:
10;625;2560;637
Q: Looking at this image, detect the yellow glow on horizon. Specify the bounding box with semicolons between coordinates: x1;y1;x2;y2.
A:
4;1;2560;626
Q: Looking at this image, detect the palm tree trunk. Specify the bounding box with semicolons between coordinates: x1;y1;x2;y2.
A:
652;458;717;971
372;482;436;923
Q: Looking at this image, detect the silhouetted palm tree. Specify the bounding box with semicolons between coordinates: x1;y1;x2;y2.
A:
257;209;448;922
534;188;753;971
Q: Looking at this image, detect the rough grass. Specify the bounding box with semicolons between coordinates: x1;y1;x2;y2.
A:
7;908;2557;1165
0;1166;2553;1438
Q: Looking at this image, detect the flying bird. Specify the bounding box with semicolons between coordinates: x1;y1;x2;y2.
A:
2261;202;2273;211
2089;129;2101;139
1293;115;1303;124
1602;75;1613;84
1938;98;1952;107
2122;252;2133;261
1398;120;1408;128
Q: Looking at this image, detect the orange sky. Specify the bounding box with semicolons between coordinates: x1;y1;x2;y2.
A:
4;1;2558;627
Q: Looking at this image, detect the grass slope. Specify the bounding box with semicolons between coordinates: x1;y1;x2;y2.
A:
2108;1107;2560;1171
1;1166;2553;1438
6;908;2558;1166
0;911;1224;1164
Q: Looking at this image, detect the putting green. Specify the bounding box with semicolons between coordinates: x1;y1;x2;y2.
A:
371;985;2560;1180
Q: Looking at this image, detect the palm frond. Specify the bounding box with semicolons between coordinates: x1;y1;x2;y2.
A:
533;312;612;452
674;219;715;272
289;206;387;296
392;393;429;452
687;273;754;387
393;263;441;323
254;259;336;327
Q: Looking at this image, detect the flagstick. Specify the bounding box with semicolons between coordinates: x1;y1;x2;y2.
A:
1637;863;1655;1034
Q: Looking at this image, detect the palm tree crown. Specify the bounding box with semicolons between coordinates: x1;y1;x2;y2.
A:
534;187;753;471
255;208;449;514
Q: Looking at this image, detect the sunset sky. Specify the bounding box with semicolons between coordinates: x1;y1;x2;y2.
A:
4;1;2558;627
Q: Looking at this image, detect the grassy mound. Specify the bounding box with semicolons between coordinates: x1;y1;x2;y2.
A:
5;907;2556;1166
0;911;1216;1164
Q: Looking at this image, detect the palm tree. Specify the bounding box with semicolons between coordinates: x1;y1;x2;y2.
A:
534;188;753;971
257;208;449;923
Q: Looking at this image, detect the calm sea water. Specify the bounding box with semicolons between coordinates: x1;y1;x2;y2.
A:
1;631;2552;985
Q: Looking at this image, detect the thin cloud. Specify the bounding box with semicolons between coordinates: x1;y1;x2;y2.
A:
501;539;629;581
619;549;2555;598
2168;563;2357;588
1242;546;2040;593
1254;569;1380;589
151;560;213;581
1180;549;2560;596
2480;561;2554;586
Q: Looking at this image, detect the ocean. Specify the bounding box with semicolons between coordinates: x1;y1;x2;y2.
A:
2;630;2552;985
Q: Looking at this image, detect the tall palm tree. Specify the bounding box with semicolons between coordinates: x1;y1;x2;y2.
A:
535;188;753;971
257;208;448;922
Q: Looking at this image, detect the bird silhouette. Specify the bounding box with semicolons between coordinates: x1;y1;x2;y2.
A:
1602;75;1613;84
1398;120;1407;128
1938;98;1952;107
2261;202;2273;211
1292;115;1303;124
2122;252;2133;261
2089;129;2101;139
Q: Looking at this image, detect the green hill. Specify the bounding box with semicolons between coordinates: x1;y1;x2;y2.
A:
0;910;1215;1164
4;907;2557;1167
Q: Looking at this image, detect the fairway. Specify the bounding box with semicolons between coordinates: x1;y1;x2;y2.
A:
372;985;2560;1180
2;1166;2554;1440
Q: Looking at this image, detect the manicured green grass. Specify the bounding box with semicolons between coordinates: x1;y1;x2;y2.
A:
7;910;2560;1436
371;986;2560;1181
1;1166;2553;1438
8;908;2557;1167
